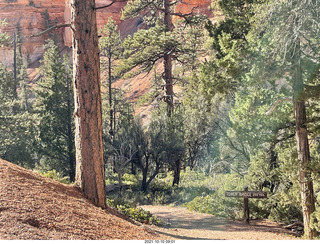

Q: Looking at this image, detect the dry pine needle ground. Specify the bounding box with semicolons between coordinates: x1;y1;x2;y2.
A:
0;158;164;240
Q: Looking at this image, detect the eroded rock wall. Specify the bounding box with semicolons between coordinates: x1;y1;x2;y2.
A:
0;0;212;67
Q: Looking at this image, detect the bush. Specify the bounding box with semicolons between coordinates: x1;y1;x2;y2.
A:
39;169;71;184
183;193;243;218
122;173;140;186
183;173;244;218
243;147;303;223
106;198;163;225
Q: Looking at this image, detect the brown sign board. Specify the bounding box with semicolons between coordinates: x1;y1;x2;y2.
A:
225;191;267;198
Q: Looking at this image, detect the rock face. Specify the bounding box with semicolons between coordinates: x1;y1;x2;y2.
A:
0;0;66;67
0;0;212;67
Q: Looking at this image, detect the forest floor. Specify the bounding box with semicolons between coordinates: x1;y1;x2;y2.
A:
139;205;301;240
0;158;164;240
0;158;301;240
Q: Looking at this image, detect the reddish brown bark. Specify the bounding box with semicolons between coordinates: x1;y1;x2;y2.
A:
293;41;316;239
71;0;106;208
295;99;316;239
163;0;174;113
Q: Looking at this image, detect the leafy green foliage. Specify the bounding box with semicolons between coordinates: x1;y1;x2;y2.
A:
245;147;302;223
118;21;178;76
182;94;217;169
0;62;15;105
34;39;75;181
106;198;163;225
199;0;256;99
39;169;71;184
0;112;38;168
0;20;10;47
183;171;243;218
99;17;122;61
0;34;36;168
0;1;319;234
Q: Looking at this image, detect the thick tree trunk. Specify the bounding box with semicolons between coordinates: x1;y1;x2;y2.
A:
293;41;316;239
141;168;148;192
163;0;174;113
71;0;106;208
172;159;181;186
295;100;315;239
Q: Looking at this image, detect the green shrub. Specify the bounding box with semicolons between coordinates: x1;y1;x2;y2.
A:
183;173;244;218
243;147;303;223
106;198;163;225
105;168;119;185
184;193;243;218
122;173;140;186
39;169;71;184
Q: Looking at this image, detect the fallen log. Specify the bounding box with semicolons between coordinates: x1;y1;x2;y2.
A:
284;221;304;229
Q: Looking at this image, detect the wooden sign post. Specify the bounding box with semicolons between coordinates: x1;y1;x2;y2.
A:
244;186;249;224
225;186;267;224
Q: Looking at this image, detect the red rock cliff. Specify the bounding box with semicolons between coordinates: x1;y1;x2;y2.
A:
0;0;212;67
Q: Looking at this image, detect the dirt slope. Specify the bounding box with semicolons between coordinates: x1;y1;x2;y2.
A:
0;158;165;240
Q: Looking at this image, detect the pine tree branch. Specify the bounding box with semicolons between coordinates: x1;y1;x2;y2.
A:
170;12;193;18
29;24;71;38
170;6;199;22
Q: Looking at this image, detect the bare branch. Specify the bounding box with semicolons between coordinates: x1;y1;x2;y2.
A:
214;122;250;162
170;1;179;6
265;97;292;115
29;24;71;38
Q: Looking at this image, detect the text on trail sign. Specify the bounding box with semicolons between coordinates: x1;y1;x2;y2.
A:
225;191;267;198
225;187;267;224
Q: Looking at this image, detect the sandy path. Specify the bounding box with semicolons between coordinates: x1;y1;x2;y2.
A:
140;205;300;240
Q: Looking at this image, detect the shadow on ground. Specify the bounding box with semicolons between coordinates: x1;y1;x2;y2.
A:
140;205;298;240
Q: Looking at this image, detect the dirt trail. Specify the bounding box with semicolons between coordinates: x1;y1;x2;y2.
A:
140;205;300;240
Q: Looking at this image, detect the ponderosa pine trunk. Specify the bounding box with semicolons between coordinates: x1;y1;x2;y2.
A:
295;100;316;239
293;41;316;239
172;159;181;186
163;0;174;113
141;168;148;192
71;0;106;208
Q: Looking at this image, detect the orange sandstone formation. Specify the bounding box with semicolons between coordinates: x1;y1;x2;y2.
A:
0;0;211;67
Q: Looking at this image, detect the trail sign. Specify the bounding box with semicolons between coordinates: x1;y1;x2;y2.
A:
225;186;267;224
225;191;267;198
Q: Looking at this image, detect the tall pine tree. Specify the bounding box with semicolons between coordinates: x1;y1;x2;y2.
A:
120;0;206;112
99;17;122;137
34;39;75;182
